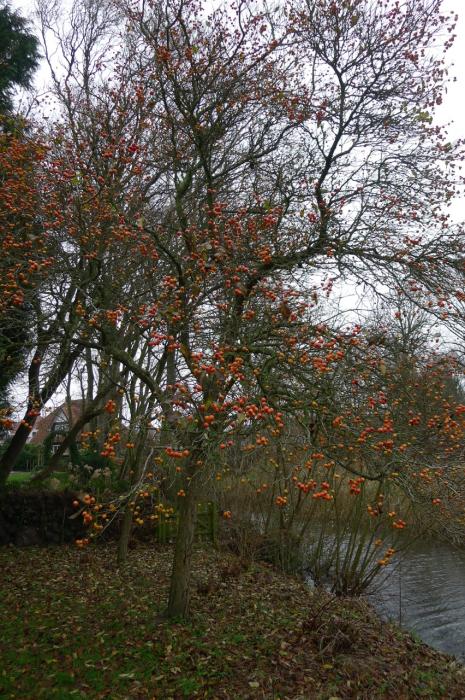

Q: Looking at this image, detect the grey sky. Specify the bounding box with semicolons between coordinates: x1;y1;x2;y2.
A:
6;0;465;413
11;0;465;139
437;0;465;143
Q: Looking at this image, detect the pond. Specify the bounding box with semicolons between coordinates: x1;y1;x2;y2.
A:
369;541;465;659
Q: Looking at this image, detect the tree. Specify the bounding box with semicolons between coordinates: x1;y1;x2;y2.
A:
19;0;465;617
0;120;126;487
0;304;29;438
0;4;40;439
0;2;40;115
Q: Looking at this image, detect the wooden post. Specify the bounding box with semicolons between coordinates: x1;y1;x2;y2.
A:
209;501;217;545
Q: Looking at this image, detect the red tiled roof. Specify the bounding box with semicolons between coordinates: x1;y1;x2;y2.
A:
28;400;85;445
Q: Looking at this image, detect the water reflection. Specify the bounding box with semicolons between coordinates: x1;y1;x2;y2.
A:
370;542;465;658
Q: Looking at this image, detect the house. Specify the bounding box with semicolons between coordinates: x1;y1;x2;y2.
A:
25;400;85;453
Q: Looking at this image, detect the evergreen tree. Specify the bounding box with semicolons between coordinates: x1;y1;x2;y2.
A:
0;2;40;114
0;4;40;434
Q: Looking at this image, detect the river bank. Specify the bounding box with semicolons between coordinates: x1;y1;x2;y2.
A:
1;542;465;699
371;540;465;659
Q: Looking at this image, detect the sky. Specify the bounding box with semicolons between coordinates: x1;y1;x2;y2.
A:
434;0;465;224
436;0;465;143
11;0;465;209
7;0;465;412
10;0;465;137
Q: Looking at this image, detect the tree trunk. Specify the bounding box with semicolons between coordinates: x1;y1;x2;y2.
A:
166;480;198;618
0;422;33;489
117;502;133;566
0;350;42;490
0;346;81;490
116;415;153;565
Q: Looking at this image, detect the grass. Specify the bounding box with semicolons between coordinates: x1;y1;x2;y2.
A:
6;471;34;485
6;471;69;488
1;543;465;699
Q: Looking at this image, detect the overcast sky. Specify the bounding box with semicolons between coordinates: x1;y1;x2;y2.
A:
11;0;465;141
436;0;465;143
8;0;465;412
10;0;465;138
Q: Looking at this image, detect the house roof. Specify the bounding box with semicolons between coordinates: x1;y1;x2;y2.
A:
27;400;85;445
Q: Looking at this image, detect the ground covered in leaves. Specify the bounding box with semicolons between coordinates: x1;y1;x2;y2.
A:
1;543;465;699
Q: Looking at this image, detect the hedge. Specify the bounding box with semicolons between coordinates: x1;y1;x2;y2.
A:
0;489;85;546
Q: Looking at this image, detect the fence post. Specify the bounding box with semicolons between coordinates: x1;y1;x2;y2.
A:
209;501;217;545
154;502;217;543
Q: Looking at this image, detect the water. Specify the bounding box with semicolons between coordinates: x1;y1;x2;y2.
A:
369;542;465;659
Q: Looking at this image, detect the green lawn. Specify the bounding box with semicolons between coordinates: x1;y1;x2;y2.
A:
1;543;464;699
7;471;69;488
6;471;34;485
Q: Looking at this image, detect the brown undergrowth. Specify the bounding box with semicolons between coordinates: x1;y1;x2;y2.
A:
1;543;464;699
